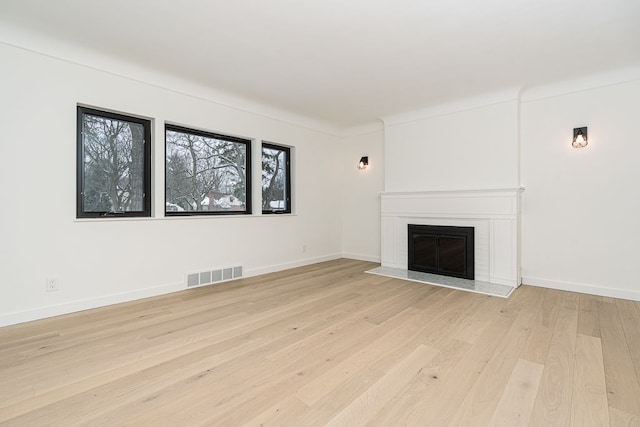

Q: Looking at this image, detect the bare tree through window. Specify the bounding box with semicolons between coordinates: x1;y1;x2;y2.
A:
165;125;251;214
77;107;150;218
262;143;291;214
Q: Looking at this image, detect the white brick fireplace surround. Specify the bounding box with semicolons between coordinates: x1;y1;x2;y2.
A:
380;188;523;288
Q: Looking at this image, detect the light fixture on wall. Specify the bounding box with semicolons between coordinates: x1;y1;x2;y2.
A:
572;127;588;148
357;156;369;170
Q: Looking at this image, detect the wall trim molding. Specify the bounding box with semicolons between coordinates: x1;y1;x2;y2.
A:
0;281;185;328
0;254;344;327
244;254;343;277
4;257;638;327
523;276;640;302
0;36;343;137
341;252;381;263
520;65;640;103
382;90;520;126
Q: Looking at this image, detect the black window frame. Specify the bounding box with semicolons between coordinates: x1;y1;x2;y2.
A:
76;106;152;219
261;142;292;215
164;124;252;216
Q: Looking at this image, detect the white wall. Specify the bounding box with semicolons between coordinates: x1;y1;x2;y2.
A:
384;99;520;192
381;74;640;301
0;42;344;325
520;79;640;300
340;128;385;262
3;35;639;328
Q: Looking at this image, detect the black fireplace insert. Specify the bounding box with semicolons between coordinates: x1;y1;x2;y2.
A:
408;224;474;280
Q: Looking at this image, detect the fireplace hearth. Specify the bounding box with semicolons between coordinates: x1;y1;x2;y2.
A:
408;224;474;280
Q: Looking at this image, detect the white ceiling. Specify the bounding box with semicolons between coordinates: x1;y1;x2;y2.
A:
1;0;639;131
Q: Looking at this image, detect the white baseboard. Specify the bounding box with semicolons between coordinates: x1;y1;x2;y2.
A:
0;281;185;327
341;252;381;263
1;255;346;328
0;253;374;327
244;253;343;277
522;276;640;302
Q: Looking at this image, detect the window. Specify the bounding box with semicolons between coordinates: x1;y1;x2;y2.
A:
262;142;291;214
77;107;151;218
165;125;251;215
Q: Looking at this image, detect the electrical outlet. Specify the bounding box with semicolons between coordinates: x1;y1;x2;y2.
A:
45;278;59;292
302;244;307;253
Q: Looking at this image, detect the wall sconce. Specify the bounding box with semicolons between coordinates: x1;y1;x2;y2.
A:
572;127;588;148
357;156;369;170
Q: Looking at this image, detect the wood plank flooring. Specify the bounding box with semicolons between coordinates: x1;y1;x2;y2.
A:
0;259;639;426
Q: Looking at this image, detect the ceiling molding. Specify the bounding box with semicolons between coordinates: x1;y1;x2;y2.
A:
520;65;640;103
0;23;346;137
382;88;521;127
2;1;639;136
339;120;385;139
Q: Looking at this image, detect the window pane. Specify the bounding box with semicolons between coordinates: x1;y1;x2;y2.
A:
80;112;146;214
165;127;250;214
262;143;291;213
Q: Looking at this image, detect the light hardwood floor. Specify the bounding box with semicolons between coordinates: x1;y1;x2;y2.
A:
1;259;639;426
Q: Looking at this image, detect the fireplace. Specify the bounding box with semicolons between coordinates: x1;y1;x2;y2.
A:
408;224;474;280
381;189;522;287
